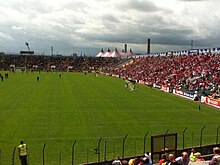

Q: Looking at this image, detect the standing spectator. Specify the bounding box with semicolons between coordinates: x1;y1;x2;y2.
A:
145;152;152;164
209;147;220;165
142;156;151;165
175;152;189;165
18;140;28;165
0;74;3;81
190;148;196;162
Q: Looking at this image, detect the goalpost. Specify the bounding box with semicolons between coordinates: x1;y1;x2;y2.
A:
15;66;26;72
125;80;135;91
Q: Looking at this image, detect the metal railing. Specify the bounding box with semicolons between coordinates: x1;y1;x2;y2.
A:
4;126;220;165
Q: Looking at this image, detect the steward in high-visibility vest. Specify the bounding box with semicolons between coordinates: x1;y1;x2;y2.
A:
190;148;196;162
18;141;28;165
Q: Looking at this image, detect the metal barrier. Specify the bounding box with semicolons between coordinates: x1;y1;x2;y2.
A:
4;126;220;165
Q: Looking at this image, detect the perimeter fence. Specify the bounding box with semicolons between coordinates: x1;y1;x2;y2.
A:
2;126;219;165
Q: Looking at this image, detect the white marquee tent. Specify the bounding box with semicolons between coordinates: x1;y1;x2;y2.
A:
96;48;133;58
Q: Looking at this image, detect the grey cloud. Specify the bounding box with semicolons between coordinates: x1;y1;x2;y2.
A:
75;25;195;48
119;0;160;12
63;1;88;12
178;0;209;1
102;14;120;23
151;28;194;45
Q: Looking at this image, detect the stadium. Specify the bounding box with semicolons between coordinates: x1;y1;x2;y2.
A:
0;46;220;165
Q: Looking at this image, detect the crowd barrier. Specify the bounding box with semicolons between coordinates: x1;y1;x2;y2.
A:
137;79;220;109
85;144;219;165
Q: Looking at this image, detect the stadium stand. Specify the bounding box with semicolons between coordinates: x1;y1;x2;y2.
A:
0;55;121;72
0;52;219;106
103;53;220;103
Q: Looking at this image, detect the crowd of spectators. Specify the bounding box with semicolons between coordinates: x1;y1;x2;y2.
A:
105;53;220;99
112;153;152;165
0;54;121;72
111;147;220;165
1;53;220;99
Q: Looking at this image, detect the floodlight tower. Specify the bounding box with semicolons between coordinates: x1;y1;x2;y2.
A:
146;38;150;54
25;42;30;52
191;40;194;49
24;42;31;70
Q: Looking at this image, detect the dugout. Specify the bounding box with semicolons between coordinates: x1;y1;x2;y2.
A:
151;133;178;163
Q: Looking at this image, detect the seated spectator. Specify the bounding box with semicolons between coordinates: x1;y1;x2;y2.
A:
128;158;138;165
112;157;122;165
209;147;220;165
159;154;167;165
138;159;145;165
122;160;128;165
175;152;189;165
194;152;204;162
168;154;178;165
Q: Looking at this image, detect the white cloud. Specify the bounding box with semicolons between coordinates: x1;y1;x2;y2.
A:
0;32;14;41
12;26;23;30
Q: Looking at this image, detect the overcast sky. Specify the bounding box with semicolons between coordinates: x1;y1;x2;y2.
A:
0;0;219;56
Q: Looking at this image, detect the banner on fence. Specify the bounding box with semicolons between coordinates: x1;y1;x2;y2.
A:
161;86;169;93
201;96;220;109
139;80;146;85
173;89;196;100
153;83;161;89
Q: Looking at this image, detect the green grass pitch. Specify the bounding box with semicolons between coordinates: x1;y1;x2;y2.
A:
0;72;219;164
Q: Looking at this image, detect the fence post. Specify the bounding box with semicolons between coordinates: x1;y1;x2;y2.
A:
86;147;89;164
112;142;115;159
200;125;206;147
183;127;187;149
43;143;46;165
104;140;107;161
143;132;149;154
134;139;137;156
72;140;77;165
59;150;62;165
0;148;1;165
216;126;220;144
11;147;16;165
97;137;102;162
122;134;128;158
